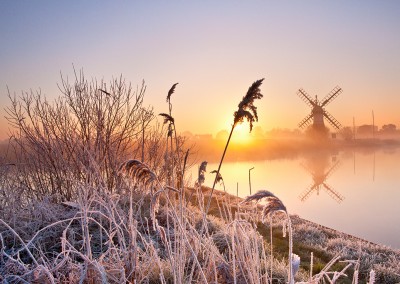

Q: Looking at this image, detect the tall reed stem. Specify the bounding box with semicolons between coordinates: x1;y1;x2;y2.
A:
204;78;263;217
204;124;235;215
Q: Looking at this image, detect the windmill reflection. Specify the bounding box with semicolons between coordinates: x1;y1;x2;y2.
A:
299;154;344;203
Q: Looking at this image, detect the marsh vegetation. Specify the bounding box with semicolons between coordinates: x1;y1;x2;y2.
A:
0;72;399;283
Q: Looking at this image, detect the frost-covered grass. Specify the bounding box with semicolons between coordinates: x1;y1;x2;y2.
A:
1;73;399;283
0;184;294;283
1;183;399;283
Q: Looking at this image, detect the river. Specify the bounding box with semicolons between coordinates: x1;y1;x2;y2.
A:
190;146;400;249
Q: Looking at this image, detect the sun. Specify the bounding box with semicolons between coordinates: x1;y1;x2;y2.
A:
231;122;253;145
218;113;255;146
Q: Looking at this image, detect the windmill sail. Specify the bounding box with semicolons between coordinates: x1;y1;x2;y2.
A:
321;86;342;107
323;110;342;129
299;183;318;202
298;113;314;129
323;160;341;179
297;88;315;108
323;183;344;203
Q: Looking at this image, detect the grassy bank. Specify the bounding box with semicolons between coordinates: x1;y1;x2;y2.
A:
1;183;399;283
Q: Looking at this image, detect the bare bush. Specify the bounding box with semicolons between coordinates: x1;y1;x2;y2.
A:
6;71;154;200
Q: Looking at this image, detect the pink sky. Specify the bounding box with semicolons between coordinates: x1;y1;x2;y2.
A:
1;1;399;140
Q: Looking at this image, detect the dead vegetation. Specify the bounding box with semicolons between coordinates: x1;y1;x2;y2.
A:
1;73;399;283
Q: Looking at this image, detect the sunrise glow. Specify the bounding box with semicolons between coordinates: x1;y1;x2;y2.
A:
231;122;253;145
1;3;400;281
1;2;400;141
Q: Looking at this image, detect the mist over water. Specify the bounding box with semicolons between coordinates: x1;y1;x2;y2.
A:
191;146;400;249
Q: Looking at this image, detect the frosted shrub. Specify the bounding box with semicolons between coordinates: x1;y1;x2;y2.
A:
293;223;327;247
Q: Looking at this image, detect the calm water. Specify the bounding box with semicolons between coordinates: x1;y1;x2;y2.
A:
193;147;400;249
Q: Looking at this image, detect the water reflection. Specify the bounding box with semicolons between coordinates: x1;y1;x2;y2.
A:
195;146;400;248
298;153;344;203
353;148;377;180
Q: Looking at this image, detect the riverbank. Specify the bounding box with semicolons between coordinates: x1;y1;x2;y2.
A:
196;186;400;283
1;185;399;283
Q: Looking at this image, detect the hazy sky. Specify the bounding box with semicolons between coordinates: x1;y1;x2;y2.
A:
1;1;399;141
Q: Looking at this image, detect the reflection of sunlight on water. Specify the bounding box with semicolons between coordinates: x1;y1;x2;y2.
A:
190;148;400;249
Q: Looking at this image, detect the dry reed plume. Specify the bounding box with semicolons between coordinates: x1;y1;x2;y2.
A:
119;159;157;188
166;83;178;104
159;113;175;126
234;78;264;131
242;189;295;284
210;169;225;192
197;161;208;186
204;78;264;219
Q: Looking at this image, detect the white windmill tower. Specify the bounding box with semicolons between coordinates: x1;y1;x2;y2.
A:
297;86;343;132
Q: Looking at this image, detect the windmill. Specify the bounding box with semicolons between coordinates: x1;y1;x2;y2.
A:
297;86;342;131
298;157;344;203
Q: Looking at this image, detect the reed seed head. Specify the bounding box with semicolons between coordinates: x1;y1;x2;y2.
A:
166;83;178;103
210;170;223;183
119;159;158;187
261;197;287;223
197;161;208;185
159;113;175;125
241;190;287;223
241;189;277;204
233;78;264;131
